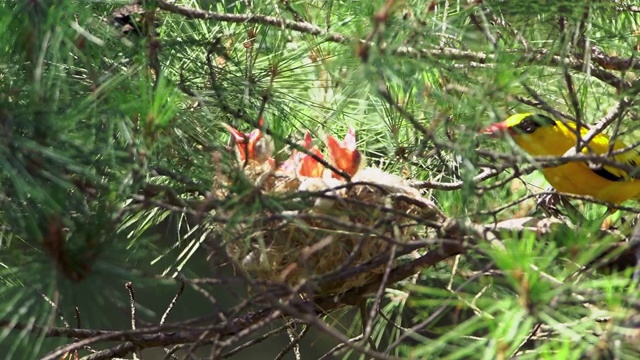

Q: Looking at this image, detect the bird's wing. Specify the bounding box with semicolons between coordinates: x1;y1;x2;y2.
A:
576;125;640;181
609;141;640;180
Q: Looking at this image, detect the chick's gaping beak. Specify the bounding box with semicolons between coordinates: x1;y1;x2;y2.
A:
298;132;325;177
224;120;275;165
482;122;511;137
224;124;256;161
223;124;248;143
279;132;325;178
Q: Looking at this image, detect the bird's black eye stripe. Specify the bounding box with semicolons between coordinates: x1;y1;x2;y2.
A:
531;114;556;126
515;114;557;134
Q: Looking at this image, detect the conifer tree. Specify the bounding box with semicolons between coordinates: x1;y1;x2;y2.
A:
1;1;639;359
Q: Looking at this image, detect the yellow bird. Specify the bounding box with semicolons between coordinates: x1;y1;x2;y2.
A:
483;113;640;205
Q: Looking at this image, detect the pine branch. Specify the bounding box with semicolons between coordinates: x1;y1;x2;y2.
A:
10;222;467;359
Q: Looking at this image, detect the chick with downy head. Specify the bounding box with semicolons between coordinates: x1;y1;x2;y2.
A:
223;118;276;188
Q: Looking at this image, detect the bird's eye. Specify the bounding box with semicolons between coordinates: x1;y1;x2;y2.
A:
518;120;537;134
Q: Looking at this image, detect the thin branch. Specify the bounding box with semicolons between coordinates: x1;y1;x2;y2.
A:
156;0;348;43
411;167;498;190
125;282;137;331
560;97;634;158
318;334;364;360
158;0;634;91
160;282;185;326
362;244;398;344
279;305;400;360
274;325;309;360
384;262;494;353
28;226;466;359
219;322;293;359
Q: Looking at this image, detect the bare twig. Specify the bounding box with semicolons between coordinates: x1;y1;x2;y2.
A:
411;167;499;190
561;97;634;158
220;322;294;358
125;282;140;360
384;262;494;353
362;244;398;345
125;282;137;332
275;325;309;360
159;0;633;91
160;281;185;326
156;0;348;43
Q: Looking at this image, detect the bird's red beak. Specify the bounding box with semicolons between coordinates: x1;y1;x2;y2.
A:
327;127;362;178
482;122;511;138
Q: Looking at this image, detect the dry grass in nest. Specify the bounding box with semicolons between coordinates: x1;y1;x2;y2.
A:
223;168;445;296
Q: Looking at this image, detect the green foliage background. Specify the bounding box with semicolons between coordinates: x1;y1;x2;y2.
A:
0;0;639;359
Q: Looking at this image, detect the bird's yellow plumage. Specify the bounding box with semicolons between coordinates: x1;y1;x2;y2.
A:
484;113;640;204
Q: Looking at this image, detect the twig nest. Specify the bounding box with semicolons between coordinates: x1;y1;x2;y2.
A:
225;167;444;296
219;124;445;295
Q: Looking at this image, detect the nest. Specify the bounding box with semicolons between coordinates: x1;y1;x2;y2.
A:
224;167;445;296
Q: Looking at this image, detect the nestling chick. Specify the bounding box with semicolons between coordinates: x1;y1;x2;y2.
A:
279;132;325;178
278;132;344;208
327;127;363;179
223;120;276;188
224;118;275;165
